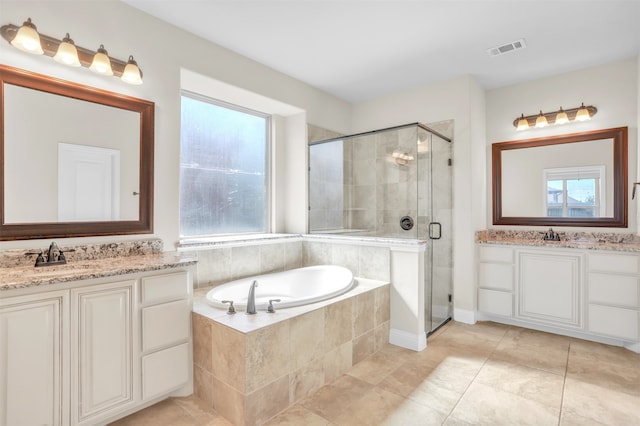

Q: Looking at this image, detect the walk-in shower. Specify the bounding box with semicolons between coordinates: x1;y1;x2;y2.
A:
308;122;453;333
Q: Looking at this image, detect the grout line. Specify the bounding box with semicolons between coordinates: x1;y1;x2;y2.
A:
558;342;571;426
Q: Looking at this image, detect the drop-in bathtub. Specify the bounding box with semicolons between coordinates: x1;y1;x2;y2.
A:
205;265;354;310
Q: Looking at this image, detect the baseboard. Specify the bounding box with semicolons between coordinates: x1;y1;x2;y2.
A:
453;308;476;324
389;328;427;352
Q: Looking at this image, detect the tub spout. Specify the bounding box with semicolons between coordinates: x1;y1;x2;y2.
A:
246;280;258;314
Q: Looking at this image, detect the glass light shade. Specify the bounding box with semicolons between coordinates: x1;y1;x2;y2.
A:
555;108;569;125
535;111;548;128
53;34;81;67
575;104;590;121
121;56;143;85
89;45;113;76
11;18;43;54
516;114;529;131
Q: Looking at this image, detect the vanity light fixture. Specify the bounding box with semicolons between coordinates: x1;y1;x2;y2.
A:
513;103;597;130
0;18;143;84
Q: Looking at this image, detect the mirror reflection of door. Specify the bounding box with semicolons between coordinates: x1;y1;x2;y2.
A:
58;143;120;221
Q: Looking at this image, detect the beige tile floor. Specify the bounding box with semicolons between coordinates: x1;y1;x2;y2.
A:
111;321;640;426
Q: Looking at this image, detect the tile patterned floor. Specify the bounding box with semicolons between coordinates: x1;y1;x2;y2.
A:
111;321;640;425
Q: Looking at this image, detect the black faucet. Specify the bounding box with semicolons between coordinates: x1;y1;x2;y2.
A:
26;242;74;267
543;228;561;241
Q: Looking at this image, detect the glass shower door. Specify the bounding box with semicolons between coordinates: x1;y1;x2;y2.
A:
420;128;453;334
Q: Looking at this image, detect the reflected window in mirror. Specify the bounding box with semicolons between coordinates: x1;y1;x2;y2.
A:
492;127;628;228
544;166;604;218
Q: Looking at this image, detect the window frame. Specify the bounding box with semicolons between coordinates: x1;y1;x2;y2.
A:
179;90;272;239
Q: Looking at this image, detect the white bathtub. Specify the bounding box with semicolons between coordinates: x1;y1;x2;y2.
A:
206;265;354;310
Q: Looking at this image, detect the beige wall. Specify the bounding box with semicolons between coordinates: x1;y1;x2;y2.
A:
0;0;352;249
486;58;639;232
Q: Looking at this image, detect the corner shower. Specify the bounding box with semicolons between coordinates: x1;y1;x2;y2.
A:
308;122;453;334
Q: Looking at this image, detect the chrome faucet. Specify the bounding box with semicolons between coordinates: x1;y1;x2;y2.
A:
246;280;258;314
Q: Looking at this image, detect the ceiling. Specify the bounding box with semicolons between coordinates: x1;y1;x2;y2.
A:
123;0;640;103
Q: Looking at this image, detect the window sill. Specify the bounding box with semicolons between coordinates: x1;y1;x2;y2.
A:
176;233;302;251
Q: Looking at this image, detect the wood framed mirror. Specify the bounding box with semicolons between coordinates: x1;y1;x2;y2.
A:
0;64;154;240
492;127;628;227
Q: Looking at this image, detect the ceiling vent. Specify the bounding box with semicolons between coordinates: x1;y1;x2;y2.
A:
486;38;527;57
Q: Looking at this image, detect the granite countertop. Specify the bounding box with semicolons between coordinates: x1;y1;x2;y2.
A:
0;252;197;291
477;230;640;253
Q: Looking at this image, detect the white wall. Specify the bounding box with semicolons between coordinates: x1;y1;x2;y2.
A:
486;57;639;232
0;0;352;249
351;75;487;322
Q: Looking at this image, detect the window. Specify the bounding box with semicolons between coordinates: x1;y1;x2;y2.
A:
179;93;270;237
544;166;605;218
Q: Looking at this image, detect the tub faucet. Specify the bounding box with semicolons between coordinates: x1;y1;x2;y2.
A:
246;280;258;314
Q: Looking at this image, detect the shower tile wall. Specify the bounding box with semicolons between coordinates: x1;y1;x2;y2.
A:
309;141;346;231
344;127;419;237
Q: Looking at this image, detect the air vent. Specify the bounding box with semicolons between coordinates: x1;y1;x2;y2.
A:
486;38;527;57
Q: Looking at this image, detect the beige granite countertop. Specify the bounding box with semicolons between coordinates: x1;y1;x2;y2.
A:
0;252;197;291
476;230;640;252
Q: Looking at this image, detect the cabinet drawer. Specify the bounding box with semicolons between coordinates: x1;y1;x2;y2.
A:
589;253;639;274
142;343;190;400
478;263;513;291
478;246;513;263
141;271;189;304
589;273;639;308
478;288;513;317
142;299;190;352
588;304;639;341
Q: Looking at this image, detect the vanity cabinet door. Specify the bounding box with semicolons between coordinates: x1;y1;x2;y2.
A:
517;251;583;328
0;290;69;426
71;280;138;425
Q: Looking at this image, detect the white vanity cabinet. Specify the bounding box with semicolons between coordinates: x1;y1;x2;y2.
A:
477;246;514;317
477;244;639;351
0;290;69;426
587;252;640;341
0;268;193;426
71;280;137;425
140;272;191;401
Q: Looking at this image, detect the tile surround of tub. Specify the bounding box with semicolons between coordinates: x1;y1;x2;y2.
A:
192;283;390;426
190;237;390;289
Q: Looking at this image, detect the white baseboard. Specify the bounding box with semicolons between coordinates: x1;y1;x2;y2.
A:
453;308;476;324
623;341;640;353
389;328;427;352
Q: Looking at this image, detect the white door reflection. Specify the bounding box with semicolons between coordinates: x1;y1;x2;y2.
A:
58;143;120;221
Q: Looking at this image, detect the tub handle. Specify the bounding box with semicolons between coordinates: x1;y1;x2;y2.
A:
221;300;236;314
267;299;281;313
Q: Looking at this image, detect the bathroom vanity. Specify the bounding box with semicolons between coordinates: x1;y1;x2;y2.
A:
476;231;640;352
0;242;196;426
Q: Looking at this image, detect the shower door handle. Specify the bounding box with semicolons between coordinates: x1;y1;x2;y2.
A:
429;222;442;240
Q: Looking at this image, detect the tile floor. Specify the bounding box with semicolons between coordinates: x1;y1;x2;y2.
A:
111;321;640;425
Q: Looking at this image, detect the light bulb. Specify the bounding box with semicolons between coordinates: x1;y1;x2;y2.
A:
10;18;43;54
53;33;81;67
555;107;569;125
89;44;113;76
575;103;590;121
516;114;529;131
535;111;548;128
121;55;143;85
